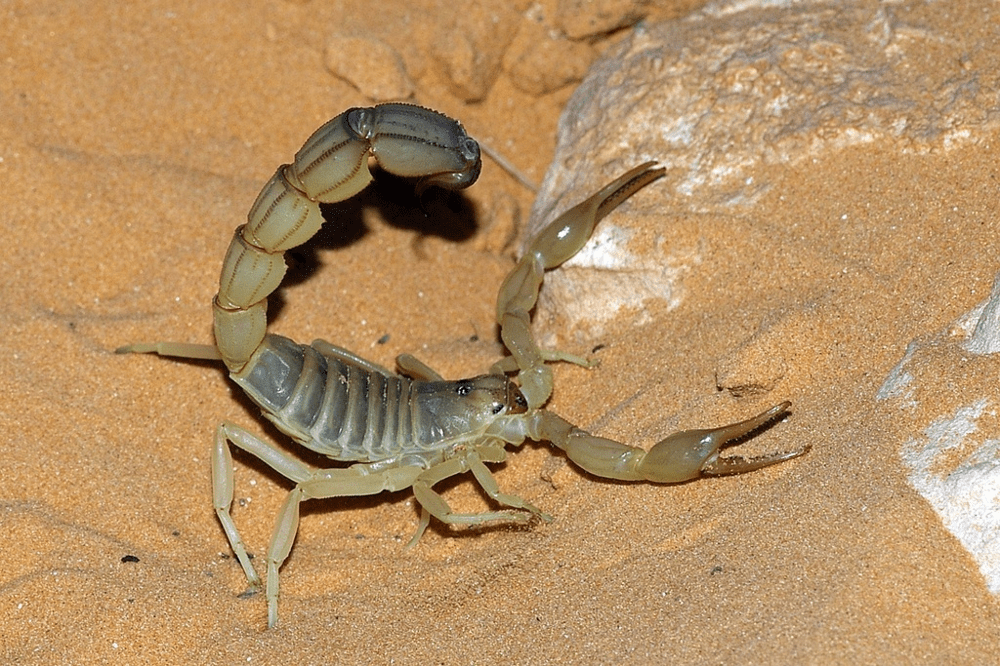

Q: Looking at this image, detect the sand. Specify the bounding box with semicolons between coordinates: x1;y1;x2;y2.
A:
3;0;1000;663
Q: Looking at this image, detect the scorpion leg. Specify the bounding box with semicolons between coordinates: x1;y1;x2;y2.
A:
310;339;398;377
212;423;266;592
115;341;222;360
408;446;552;548
312;342;445;382
522;402;807;482
215;421;426;628
495;162;665;409
394;354;445;381
489;348;593;375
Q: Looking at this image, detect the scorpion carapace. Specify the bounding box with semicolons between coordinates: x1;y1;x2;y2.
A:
119;102;808;628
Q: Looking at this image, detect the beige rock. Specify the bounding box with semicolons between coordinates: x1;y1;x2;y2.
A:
430;2;522;101
504;18;596;96
325;35;414;101
531;0;1000;617
556;0;651;39
530;0;1000;337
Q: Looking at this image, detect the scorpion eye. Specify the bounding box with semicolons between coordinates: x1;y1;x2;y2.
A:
456;381;472;396
491;402;504;415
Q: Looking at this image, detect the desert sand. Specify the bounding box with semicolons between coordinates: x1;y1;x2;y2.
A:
3;0;1000;663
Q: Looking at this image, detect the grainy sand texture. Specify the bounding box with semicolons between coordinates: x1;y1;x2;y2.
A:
4;1;1000;663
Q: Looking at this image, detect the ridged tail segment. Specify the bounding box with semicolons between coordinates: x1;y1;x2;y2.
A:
212;110;370;373
212;104;482;374
233;335;415;462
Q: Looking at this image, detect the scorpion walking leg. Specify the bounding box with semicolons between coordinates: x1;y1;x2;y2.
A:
312;339;445;381
215;422;426;628
408;446;552;548
495;162;666;409
115;341;223;360
489;349;592;375
523;402;807;482
309;339;398;377
394;354;445;382
212;423;266;591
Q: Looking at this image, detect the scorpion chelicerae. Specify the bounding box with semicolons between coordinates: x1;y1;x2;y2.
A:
119;103;807;628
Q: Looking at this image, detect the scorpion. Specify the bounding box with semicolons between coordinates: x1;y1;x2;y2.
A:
119;103;807;628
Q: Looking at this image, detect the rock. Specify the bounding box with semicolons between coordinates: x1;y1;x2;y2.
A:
430;2;522;102
528;0;1000;338
504;18;596;96
324;35;414;102
963;275;1000;356
877;272;1000;593
555;0;651;39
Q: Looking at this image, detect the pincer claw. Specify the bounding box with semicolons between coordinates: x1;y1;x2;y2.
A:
636;401;807;482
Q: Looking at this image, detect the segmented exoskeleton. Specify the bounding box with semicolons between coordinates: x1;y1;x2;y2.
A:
120;103;807;628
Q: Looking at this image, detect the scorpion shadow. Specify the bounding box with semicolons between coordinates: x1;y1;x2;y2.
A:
271;169;481;325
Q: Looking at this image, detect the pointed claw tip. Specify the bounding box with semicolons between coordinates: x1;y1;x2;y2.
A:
769;400;792;417
747;401;792;432
785;442;811;460
115;343;151;355
764;444;810;465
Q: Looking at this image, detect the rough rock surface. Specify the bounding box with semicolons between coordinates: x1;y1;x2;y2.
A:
877;272;1000;593
530;0;1000;338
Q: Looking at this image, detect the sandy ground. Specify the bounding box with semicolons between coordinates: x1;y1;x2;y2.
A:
3;0;1000;663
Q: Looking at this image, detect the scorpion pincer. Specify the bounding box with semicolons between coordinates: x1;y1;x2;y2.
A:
119;102;808;629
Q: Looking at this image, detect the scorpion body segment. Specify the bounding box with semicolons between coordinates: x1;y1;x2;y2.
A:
238;334;525;463
118;103;807;629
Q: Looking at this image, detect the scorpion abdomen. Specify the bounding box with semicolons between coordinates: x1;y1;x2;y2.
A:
234;334;419;462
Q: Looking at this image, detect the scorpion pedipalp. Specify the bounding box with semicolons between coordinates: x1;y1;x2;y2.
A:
494;162;666;409
517;401;806;483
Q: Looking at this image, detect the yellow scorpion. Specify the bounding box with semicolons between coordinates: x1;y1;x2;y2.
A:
119;103;807;628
